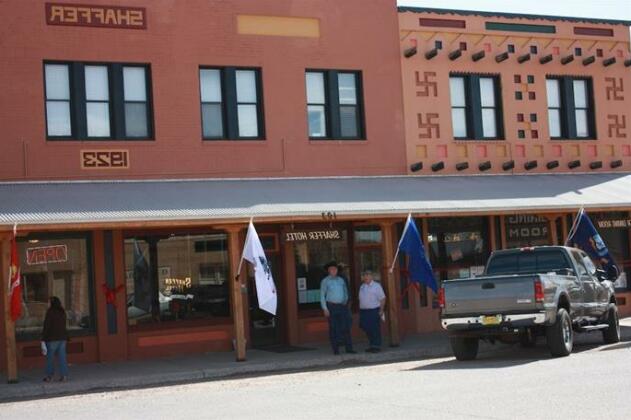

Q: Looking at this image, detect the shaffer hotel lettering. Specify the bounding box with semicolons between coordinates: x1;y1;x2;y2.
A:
26;245;68;266
285;230;342;242
45;3;147;29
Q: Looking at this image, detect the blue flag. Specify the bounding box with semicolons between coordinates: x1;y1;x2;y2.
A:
397;215;438;293
567;209;618;275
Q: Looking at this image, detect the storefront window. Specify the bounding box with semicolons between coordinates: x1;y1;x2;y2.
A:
16;234;94;338
293;228;350;311
354;226;383;309
589;212;630;290
428;217;490;282
124;233;230;326
504;214;551;248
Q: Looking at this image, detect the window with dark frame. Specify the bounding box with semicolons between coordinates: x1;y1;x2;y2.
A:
199;67;264;140
449;74;503;140
305;70;364;140
44;61;153;140
546;76;595;139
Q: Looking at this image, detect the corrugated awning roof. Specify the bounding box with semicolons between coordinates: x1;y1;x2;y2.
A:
0;173;630;227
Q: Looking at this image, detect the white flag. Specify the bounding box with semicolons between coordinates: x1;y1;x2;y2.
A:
242;221;277;315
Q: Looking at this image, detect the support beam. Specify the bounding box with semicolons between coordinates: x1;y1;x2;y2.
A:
227;226;247;361
380;221;400;347
1;234;18;382
548;215;559;245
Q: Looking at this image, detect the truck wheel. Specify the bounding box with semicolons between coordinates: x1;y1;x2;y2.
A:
602;304;620;344
450;337;479;361
546;308;573;357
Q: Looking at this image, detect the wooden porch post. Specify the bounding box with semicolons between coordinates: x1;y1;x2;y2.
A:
380;221;400;347
1;233;18;383
227;226;247;362
548;215;559;245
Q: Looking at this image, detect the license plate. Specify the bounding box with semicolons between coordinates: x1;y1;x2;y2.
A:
481;315;502;325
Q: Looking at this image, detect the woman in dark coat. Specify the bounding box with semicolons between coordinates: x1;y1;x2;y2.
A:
42;296;69;382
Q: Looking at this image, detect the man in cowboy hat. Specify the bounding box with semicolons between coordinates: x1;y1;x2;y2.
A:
320;261;355;355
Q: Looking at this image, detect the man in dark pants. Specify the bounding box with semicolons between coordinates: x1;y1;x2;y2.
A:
358;271;386;353
320;261;355;355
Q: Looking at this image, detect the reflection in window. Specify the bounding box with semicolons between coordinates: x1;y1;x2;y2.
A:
16;236;93;337
124;233;230;325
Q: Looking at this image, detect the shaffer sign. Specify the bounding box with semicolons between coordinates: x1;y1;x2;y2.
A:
284;229;343;242
26;245;68;266
45;3;147;29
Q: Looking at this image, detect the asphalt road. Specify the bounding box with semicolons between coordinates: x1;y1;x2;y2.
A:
1;331;630;420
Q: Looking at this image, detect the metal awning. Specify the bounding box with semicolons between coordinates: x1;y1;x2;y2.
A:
1;173;630;227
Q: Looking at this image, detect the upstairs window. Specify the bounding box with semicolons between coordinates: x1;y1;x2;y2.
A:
199;67;264;140
449;74;503;140
546;77;594;139
44;62;153;140
305;70;365;140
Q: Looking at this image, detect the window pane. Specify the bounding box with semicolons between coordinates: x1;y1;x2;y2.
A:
481;108;497;138
46;101;72;136
84;65;109;101
338;73;357;105
123;67;147;102
306;72;325;104
449;77;466;107
236;70;257;103
17;237;93;335
451;108;467;137
200;69;222;102
548;109;561;137
45;64;70;100
546;79;560;107
125;103;148;137
340;105;358;137
573;80;587;108
237;104;258;137
479;78;495;107
308;105;326;137
575;109;589;137
202;103;224;138
86;102;111;137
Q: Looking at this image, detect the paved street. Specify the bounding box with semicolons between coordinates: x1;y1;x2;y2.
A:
1;328;630;420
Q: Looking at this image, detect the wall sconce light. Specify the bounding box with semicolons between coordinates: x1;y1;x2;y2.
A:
495;52;509;63
611;160;623;168
589;161;603;170
456;162;469;171
404;46;417;58
524;160;538;170
479;161;492;171
502;160;515;171
425;48;439;60
410;162;423;172
472;51;485;62
546;160;559;169
431;161;445;172
582;56;595;66
568;160;581;169
561;55;574;65
603;57;616;67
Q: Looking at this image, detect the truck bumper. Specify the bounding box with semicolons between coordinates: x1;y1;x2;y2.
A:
441;312;547;332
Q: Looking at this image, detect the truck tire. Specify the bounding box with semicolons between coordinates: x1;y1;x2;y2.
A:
546;308;573;357
602;303;621;344
450;337;479;361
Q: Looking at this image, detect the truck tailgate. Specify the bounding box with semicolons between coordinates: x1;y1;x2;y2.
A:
442;275;538;316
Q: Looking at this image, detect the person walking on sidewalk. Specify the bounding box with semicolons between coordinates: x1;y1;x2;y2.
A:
320;261;356;355
358;271;386;353
42;296;69;382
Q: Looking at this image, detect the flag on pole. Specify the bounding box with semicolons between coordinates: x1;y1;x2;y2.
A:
9;225;22;322
241;221;277;315
390;214;438;293
566;208;618;276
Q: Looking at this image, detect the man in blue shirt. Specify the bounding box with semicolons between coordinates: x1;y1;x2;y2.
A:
320;261;355;355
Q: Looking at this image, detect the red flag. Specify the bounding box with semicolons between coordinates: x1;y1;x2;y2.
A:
9;231;22;322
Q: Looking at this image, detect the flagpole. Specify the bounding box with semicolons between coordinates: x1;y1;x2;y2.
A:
565;207;583;246
389;214;412;273
235;217;253;279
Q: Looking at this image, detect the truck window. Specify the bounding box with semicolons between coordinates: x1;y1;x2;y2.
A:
486;250;572;276
571;250;589;278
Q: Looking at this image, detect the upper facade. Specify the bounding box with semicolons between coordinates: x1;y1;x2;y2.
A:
0;0;406;181
399;7;631;175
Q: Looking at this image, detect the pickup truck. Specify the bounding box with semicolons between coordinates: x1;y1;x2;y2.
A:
439;246;620;361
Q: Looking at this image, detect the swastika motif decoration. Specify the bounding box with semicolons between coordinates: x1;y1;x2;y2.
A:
417;113;440;138
605;77;624;101
607;115;627;138
415;71;438;97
